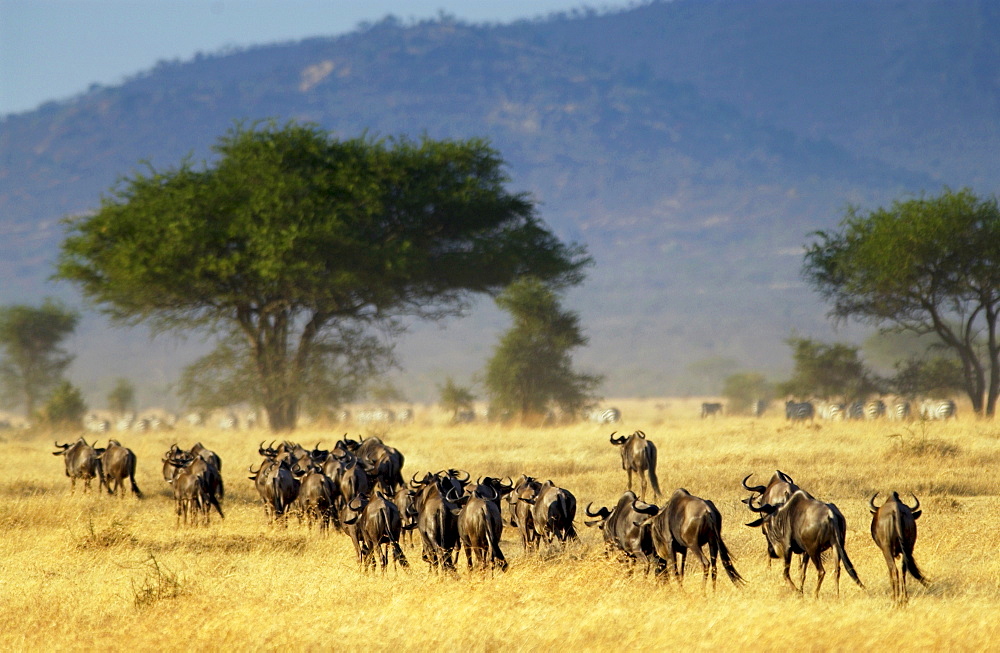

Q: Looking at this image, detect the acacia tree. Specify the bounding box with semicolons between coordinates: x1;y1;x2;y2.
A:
438;377;476;421
776;337;879;402
57;122;588;431
804;188;1000;415
483;277;600;422
0;300;79;417
107;377;135;416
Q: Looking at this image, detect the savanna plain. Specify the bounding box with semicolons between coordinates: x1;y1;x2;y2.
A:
3;398;1000;652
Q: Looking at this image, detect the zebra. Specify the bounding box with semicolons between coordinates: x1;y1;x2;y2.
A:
219;413;239;429
751;399;767;417
784;401;815;422
588;407;622;424
847;401;866;420
83;414;110;433
397;408;415;424
700;402;723;418
355;408;396;424
819;403;845;420
889;402;912;421
920;400;957;421
865;400;887;420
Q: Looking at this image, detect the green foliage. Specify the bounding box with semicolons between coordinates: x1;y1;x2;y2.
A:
722;372;772;414
483;278;601;421
57;121;588;431
777;337;879;401
804;188;1000;414
437;377;476;421
368;380;406;404
40;380;87;427
0;299;79;417
107;378;136;416
890;357;965;400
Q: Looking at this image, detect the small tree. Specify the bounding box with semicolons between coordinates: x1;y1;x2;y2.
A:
57;121;588;431
483;278;600;422
722;372;771;414
438;377;476;421
890;357;966;400
107;378;136;416
40;380;87;427
777;337;879;402
0;299;79;417
804;188;1000;415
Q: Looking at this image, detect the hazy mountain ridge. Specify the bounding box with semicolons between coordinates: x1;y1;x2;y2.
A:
0;0;996;404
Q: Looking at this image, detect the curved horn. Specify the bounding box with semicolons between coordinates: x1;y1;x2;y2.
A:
869;491;880;513
258;441;267;455
445;486;463;504
500;476;513;491
348;496;364;511
585;502;601;517
742;474;767;494
481;485;499;502
248;463;261;475
635;430;646;439
777;470;794;484
631;500;659;516
609;431;626;445
908;493;920;513
745;495;768;513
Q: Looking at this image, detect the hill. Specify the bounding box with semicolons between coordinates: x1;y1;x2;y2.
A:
1;0;998;406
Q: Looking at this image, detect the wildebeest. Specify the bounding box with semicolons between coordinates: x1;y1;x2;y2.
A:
745;490;863;597
609;430;661;499
163;443;224;501
453;484;508;572
52;438;104;492
507;474;542;551
342;492;409;572
95;440;142;498
410;472;462;571
169;456;225;525
647;489;743;589
785;401;815;422
355;436;405;493
869;491;927;603
293;465;339;531
584;491;661;573
700;402;723;418
520;480;577;545
249;458;299;522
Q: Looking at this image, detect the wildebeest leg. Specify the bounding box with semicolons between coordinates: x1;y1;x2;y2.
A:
464;544;474;571
626;468;633;492
392;542;409;571
812;554;826;598
882;548;900;602
798;553;809;594
783;551;799;592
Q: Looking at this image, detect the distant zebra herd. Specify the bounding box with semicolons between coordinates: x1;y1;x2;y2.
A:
786;399;956;422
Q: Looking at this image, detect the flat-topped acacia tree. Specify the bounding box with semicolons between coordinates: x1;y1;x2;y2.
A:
56;121;589;431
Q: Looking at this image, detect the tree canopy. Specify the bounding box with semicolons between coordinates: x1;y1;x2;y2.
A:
777;337;878;402
0;299;79;417
57;121;589;430
803;188;1000;415
483;277;600;422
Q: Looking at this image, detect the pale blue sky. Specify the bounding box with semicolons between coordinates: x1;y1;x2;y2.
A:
0;0;634;116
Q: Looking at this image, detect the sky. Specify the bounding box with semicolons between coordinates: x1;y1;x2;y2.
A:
0;0;635;117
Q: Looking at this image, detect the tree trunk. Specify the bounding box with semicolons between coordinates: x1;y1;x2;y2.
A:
986;304;1000;417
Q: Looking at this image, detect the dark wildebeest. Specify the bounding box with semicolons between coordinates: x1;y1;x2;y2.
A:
742;470;803;566
869;491;927;603
163;444;224;503
293;465;339;531
701;402;724;418
507;475;542;552
169;456;225;525
95;440;142;498
392;485;419;545
521;480;577;545
746;490;863;597
584;491;662;573
453;484;508;573
609;431;661;500
343;492;410;572
410;472;461;572
647;489;743;589
356;437;405;494
249;459;299;523
52;438;104;493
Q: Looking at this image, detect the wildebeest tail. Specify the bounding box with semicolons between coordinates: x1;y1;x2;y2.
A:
711;517;744;586
130;475;144;499
832;518;864;589
898;532;926;586
558;493;577;541
484;513;507;571
647;446;661;496
204;478;224;519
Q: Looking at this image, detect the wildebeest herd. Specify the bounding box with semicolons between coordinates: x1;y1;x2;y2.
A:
51;429;928;603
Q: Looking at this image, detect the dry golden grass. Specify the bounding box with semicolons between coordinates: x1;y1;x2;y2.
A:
3;398;1000;651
